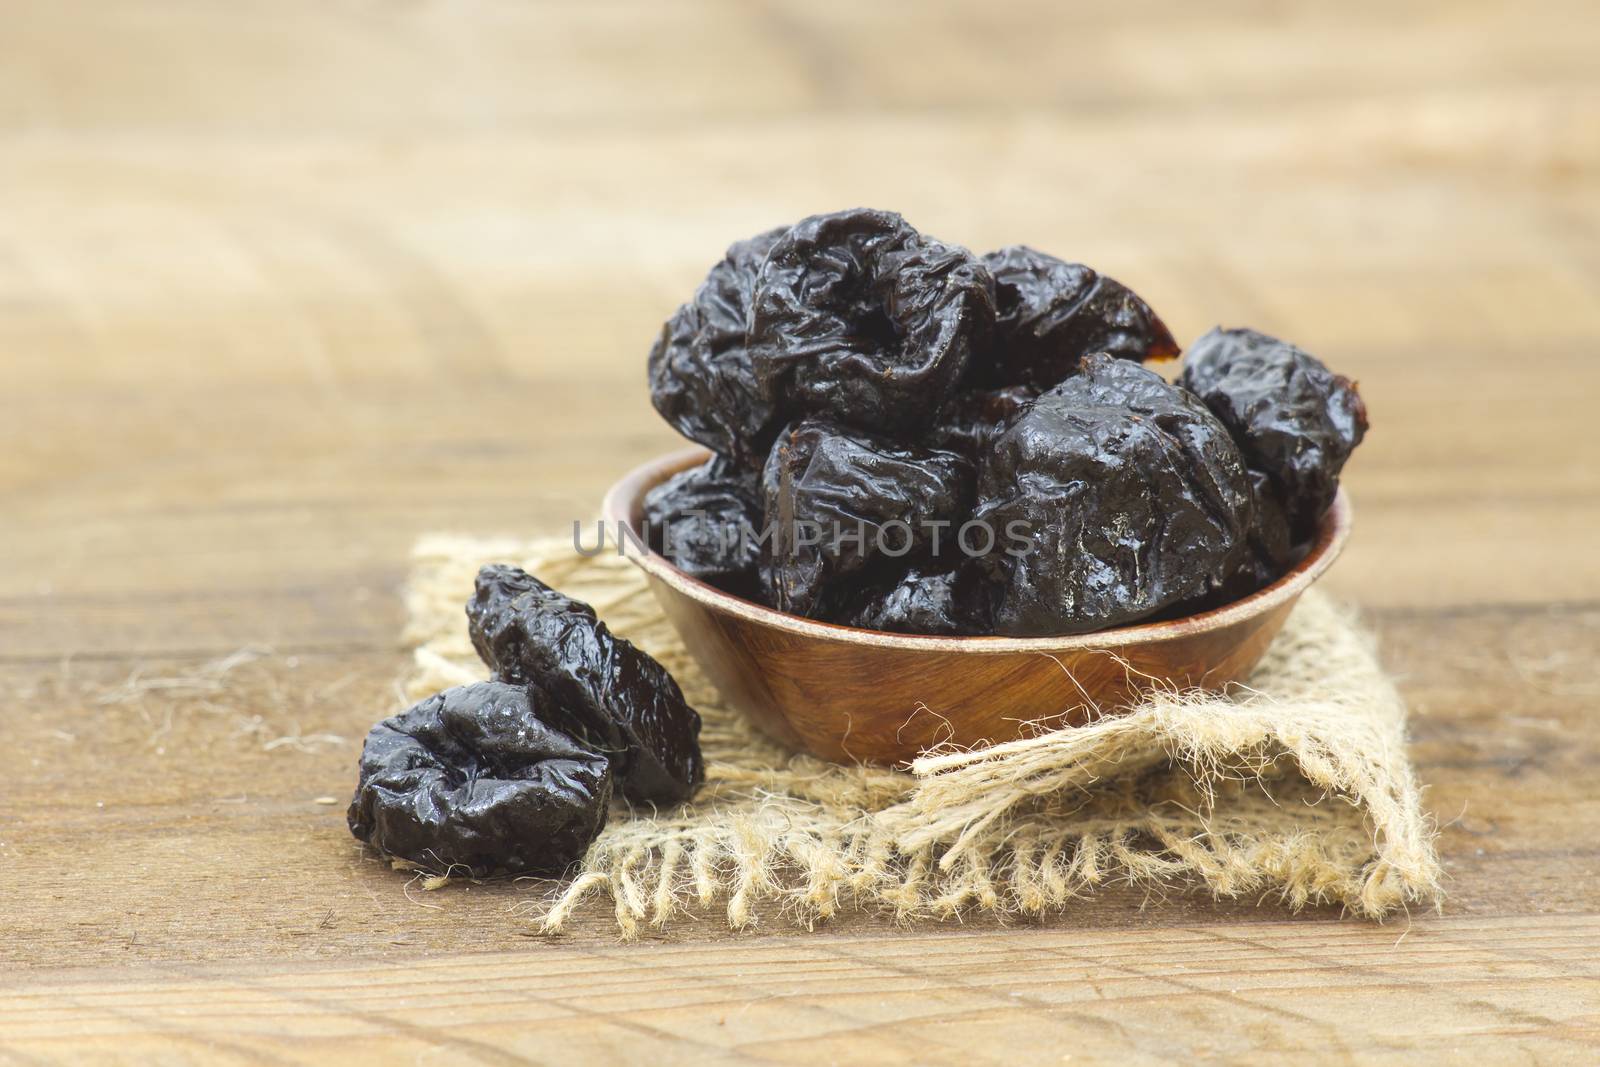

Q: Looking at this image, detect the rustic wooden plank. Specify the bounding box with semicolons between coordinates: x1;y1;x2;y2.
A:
1;918;1595;1064
2;0;1596;134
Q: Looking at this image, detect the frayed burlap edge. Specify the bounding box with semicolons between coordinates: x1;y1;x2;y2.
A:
401;534;1442;936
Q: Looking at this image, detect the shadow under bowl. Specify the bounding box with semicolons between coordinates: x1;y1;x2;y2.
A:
603;448;1352;767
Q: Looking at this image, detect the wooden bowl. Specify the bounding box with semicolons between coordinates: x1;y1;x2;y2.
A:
603;448;1352;767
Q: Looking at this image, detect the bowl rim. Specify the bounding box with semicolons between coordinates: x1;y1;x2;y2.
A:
602;446;1351;654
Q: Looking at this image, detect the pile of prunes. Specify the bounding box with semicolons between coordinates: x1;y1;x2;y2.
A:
347;565;703;876
645;208;1368;637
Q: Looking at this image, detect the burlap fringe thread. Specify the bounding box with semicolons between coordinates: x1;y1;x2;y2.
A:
402;535;1442;936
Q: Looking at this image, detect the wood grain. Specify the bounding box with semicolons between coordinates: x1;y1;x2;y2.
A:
2;918;1597;1065
1;0;1598;1061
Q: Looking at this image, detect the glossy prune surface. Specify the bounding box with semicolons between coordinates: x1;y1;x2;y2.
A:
760;420;975;619
648;226;789;466
347;682;612;877
467;565;703;805
749;209;996;438
975;354;1253;636
641;455;762;597
1179;327;1368;539
839;562;993;636
924;384;1038;460
975;246;1179;388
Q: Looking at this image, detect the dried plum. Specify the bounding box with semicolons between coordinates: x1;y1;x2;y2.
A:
1179;327;1367;539
760;420;976;619
1229;468;1296;596
347;682;612;877
749;209;996;437
467;565;703;805
648;226;788;466
641;455;762;597
924;384;1038;459
975;246;1179;388
975;353;1253;636
1172;468;1298;615
839;562;993;636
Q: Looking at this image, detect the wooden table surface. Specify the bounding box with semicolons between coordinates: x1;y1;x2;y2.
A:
3;1;1598;1062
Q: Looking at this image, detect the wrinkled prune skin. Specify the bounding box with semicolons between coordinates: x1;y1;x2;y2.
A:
1171;469;1298;616
749;209;996;438
1179;327;1368;539
975;354;1253;636
973;246;1179;389
648;226;788;466
1230;468;1296;595
467;565;703;805
840;562;993;636
347;682;612;877
761;420;976;619
924;384;1038;460
641;455;762;597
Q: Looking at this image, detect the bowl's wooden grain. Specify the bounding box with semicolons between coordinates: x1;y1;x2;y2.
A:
603;448;1352;766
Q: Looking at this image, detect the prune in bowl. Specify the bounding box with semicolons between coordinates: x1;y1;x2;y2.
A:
603;448;1350;767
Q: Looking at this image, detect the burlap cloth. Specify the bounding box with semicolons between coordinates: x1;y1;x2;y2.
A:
402;535;1442;935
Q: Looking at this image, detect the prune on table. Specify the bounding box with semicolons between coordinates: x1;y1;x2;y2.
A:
760;420;976;619
1178;327;1368;539
924;384;1038;459
975;353;1254;636
973;246;1179;389
467;565;703;806
641;455;762;597
839;562;993;636
347;682;612;877
648;226;789;466
748;209;996;438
